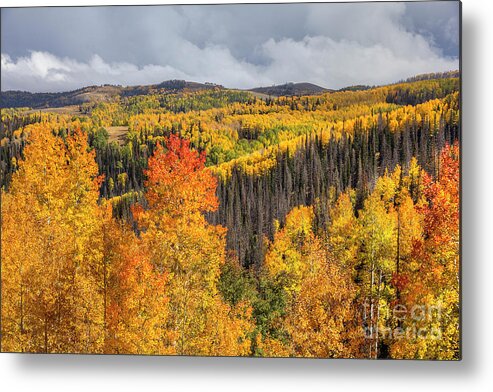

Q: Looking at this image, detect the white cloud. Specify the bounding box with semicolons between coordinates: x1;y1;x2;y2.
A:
1;32;458;93
258;35;458;88
1;52;186;92
1;48;270;92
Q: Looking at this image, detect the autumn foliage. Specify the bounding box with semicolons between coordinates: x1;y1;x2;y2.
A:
1;78;460;358
142;134;218;216
2;125;105;353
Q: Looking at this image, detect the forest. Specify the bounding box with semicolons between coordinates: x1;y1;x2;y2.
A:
0;73;460;359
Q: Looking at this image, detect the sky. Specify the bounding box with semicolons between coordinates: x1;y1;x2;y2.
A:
0;1;460;92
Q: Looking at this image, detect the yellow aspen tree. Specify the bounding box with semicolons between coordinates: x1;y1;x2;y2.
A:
1;124;105;353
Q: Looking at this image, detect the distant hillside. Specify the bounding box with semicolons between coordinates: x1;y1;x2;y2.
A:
0;85;122;109
121;80;222;97
249;82;331;97
0;80;223;109
1;72;459;109
401;70;460;83
337;85;374;92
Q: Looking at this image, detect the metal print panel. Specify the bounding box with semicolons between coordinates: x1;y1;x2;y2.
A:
0;1;461;359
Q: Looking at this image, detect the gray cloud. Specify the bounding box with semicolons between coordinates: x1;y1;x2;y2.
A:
1;2;459;92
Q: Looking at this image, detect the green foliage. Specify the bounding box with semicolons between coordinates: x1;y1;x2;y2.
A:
91;127;109;150
252;273;289;341
218;259;257;307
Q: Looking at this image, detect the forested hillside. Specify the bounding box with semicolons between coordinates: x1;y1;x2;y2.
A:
249;82;331;97
1;73;460;358
0;80;223;109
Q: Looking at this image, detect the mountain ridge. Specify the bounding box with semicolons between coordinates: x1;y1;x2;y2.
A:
249;82;332;97
0;80;224;109
1;80;333;109
0;70;460;109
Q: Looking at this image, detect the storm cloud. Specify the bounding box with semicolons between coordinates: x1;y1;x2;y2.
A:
1;2;460;92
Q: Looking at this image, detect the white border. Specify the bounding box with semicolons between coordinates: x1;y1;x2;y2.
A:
1;0;492;391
